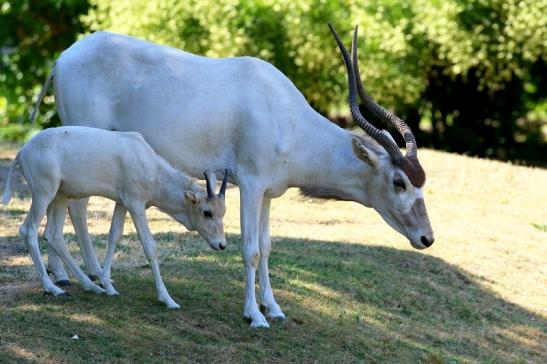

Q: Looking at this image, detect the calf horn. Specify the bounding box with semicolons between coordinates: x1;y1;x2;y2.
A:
219;169;228;197
204;172;214;199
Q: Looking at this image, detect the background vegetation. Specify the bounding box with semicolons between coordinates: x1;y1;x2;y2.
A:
1;0;546;164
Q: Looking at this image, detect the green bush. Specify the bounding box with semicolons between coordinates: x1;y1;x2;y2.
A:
0;0;90;138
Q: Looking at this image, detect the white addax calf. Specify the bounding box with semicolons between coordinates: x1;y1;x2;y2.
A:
31;25;434;327
2;126;228;308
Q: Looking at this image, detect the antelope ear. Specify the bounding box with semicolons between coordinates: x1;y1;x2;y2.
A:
352;138;379;168
184;191;200;205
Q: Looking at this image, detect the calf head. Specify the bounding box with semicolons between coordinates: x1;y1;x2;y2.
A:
183;170;228;251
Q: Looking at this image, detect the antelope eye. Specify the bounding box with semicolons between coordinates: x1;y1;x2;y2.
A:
203;210;213;218
393;179;406;190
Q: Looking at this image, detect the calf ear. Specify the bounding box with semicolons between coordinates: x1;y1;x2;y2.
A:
184;191;200;205
352;138;379;168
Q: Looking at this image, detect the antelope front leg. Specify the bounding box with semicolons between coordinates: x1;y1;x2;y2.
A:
258;197;285;320
128;205;180;309
240;184;269;328
99;202;127;296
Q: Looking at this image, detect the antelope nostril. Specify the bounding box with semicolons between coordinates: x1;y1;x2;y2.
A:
421;236;434;247
219;243;226;250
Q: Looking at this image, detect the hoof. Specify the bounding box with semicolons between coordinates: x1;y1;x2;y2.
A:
250;319;271;329
56;279;71;287
261;304;286;321
59;291;70;297
243;311;271;328
268;313;287;322
88;274;98;282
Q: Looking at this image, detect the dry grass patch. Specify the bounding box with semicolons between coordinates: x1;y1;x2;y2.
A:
1;143;546;363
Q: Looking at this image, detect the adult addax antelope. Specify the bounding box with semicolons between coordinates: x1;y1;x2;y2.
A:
30;24;434;327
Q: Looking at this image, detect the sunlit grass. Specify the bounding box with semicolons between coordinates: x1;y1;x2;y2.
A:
1;143;546;363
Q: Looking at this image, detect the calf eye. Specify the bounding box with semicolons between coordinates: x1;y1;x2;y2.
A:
203;210;213;218
393;179;406;190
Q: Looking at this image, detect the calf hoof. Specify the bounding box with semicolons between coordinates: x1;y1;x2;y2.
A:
56;279;71;287
87;284;106;294
160;297;181;309
58;291;70;297
105;288;119;296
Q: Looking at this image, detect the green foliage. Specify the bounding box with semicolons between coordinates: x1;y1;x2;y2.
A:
82;0;547;162
1;0;545;163
0;0;90;138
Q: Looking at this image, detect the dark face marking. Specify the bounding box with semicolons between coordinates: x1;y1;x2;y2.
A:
394;156;426;188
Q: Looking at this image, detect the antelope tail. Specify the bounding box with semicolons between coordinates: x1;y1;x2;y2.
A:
2;153;20;205
29;67;55;123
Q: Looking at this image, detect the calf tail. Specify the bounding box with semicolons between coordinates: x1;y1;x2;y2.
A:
29;67;55;123
2;154;19;205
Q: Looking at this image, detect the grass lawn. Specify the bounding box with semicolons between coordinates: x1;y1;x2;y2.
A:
0;142;546;363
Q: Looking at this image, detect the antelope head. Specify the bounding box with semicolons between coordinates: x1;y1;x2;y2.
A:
329;24;435;249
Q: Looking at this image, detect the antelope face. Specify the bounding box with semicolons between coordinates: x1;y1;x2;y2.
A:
370;161;434;250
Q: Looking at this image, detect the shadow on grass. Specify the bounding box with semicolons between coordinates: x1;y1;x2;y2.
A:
0;232;545;363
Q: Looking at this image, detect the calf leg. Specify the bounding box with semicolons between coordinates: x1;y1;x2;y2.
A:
45;238;70;286
20;197;66;296
98;202;127;296
45;196;105;294
128;204;180;309
258;197;285;320
68;198;102;278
